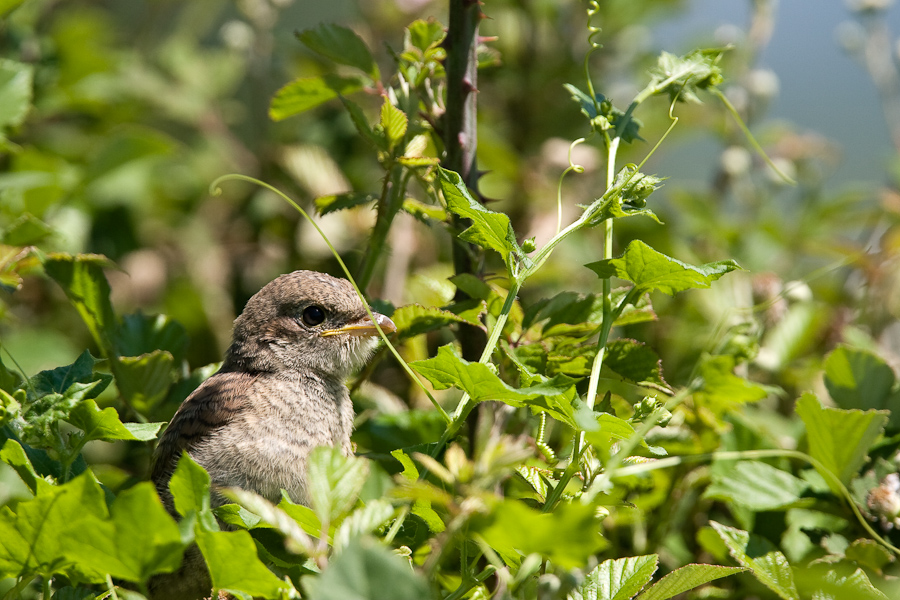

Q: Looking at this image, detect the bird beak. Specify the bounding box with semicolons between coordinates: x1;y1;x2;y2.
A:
320;312;397;338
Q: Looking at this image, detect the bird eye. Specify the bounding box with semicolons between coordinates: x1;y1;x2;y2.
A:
301;305;326;326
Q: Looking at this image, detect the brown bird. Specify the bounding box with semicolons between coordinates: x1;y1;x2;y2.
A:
149;270;395;600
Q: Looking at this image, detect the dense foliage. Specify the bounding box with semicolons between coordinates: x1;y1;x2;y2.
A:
2;1;900;599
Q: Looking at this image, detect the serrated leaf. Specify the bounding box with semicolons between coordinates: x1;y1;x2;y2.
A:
711;521;799;600
315;192;377;216
391;303;484;339
195;528;288;598
26;350;108;402
704;460;809;511
307;446;369;525
390;449;445;533
297;23;379;79
439;168;522;272
795;393;888;492
572;555;658;600
333;500;394;551
304;537;430;600
409;344;576;409
582;411;661;455
586;240;739;297
0;59;33;131
636;563;746;600
270;75;366;121
380;98;407;150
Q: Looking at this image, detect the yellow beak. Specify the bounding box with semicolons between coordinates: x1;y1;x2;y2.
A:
320;312;397;338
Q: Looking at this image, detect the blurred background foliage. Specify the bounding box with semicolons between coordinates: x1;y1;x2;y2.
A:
3;0;900;588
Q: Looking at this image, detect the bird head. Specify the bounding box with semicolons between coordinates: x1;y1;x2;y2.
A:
224;270;396;379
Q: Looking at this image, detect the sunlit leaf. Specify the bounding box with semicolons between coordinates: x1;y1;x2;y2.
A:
169;452;211;518
410;344;576;410
795;393;888;491
572;555;658;600
636;563;746;600
380;98;407;150
270;75;367;121
115;350;175;416
66;399;164;444
824;345;900;429
315;192;377;216
586;241;739;297
0;438;49;495
711;521;798;600
1;213;53;246
195;527;288;598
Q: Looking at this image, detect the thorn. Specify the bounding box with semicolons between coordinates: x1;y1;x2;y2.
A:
478;35;499;44
462;79;479;95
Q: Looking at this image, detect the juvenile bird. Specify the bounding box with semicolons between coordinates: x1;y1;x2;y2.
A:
150;270;395;599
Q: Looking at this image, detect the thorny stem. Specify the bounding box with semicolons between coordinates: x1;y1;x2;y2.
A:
357;163;409;291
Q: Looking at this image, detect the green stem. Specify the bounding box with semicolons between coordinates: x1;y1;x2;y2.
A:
357;164;408;291
2;577;31;600
443;565;496;600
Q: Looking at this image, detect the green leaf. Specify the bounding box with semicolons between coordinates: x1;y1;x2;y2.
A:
824;345;900;429
605;339;665;386
2;213;53;246
115;350;175;416
100;482;184;583
270;75;367;121
582;411;661;455
0;59;33;131
169;452;212;518
380;98;408;151
43;254;119;356
66;399;164;443
636;563;746;600
278;495;331;543
586;240;739;297
704;460;809;511
572;555;658;600
0;0;25;18
476;500;607;569
563;83;605;120
0;439;48;495
390;449;445;533
195;527;288;598
0;472;117;583
439;167;523;273
391;303;484;339
307;446;369;525
402;198;447;224
315;192;377;216
304;536;430;600
710;521;799;600
334;500;394;551
297;23;379;79
407;19;445;52
26;349;109;401
409;344;576;409
795;393;888;491
693;354;768;409
647;48;725;104
115;313;188;364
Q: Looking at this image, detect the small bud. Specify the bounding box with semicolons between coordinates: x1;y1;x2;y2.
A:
522;237;537;253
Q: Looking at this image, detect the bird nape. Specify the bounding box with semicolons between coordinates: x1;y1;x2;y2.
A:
148;270;396;600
